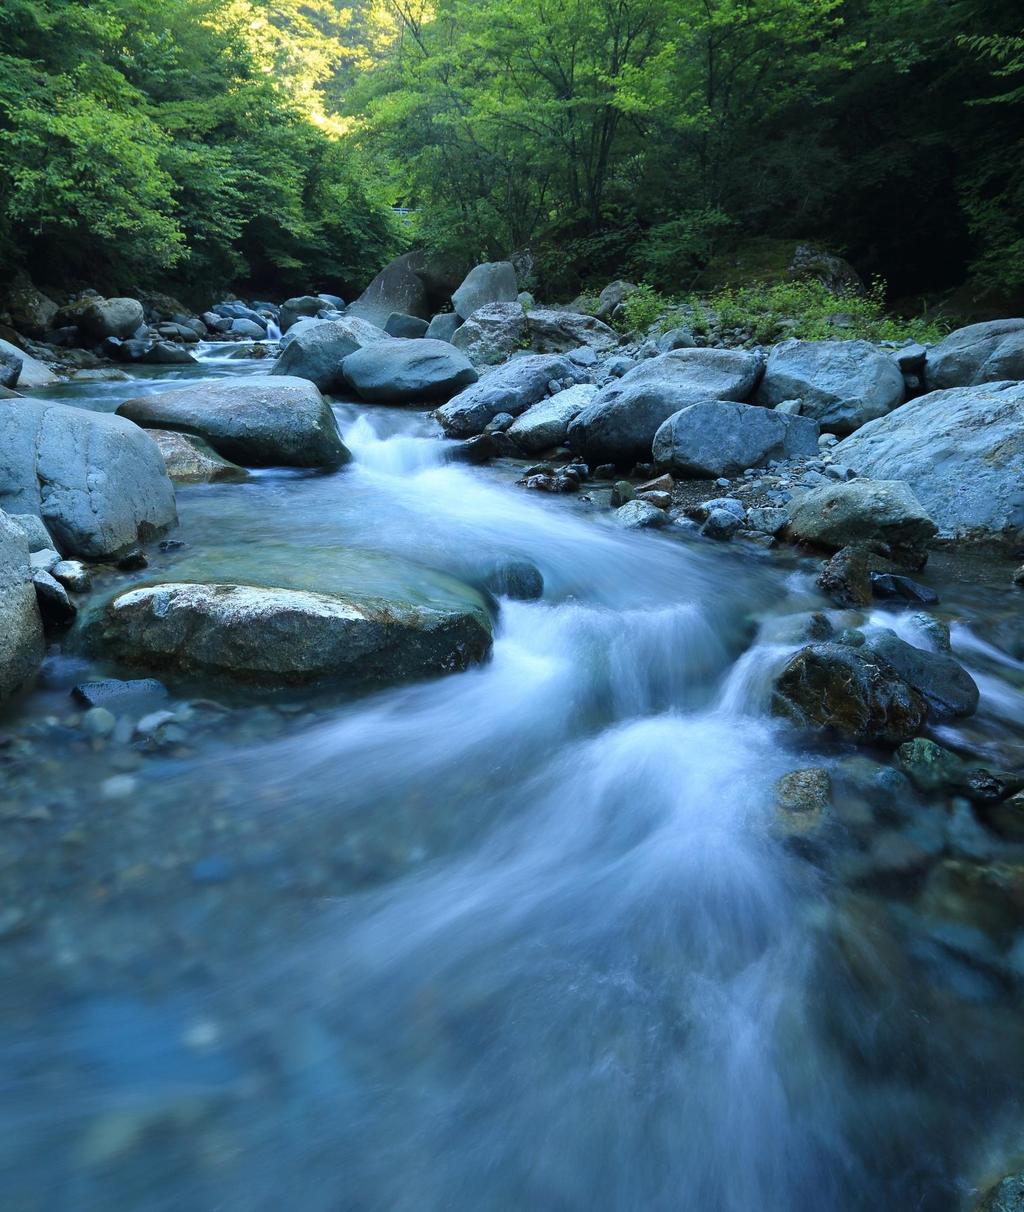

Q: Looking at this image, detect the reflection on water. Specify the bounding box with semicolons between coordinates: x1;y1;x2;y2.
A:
2;361;1024;1210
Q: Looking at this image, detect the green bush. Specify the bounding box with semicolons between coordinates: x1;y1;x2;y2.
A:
618;284;672;333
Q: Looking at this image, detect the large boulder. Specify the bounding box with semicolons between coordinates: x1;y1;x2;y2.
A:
925;319;1024;390
0;400;177;559
342;338;478;403
452;261;518;320
436;355;584;437
834;381;1024;543
653;400;820;478
347;251;433;325
772;642;927;744
755;339;905;434
452;302;527;366
507;384;598;453
0;510;44;700
79;297;145;340
595;280;638;321
864;630;979;722
566;347;763;466
118;376;349;469
384;312;429;339
4;278;57;337
279;295;324;332
83;547;493;691
426;313;462;343
0;337;57;387
525;309;618;354
272;317;390;392
786;480;937;561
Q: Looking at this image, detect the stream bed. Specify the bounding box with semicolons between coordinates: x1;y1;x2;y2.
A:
2;347;1024;1210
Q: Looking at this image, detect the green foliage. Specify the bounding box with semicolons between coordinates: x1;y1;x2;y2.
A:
629;210;733;293
619;285;673;334
694;280;948;344
0;0;402;295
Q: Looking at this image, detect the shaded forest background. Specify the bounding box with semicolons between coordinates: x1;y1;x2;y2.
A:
0;0;1021;309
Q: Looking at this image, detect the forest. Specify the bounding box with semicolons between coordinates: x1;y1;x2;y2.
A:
0;0;1021;307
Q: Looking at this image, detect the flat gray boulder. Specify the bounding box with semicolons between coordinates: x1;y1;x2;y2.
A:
118;376;349;469
786;479;937;559
0;400;177;559
525;309;618;354
755;339;904;433
865;630;978;722
622;346;764;400
150;430;249;484
342;338;478;403
384;312;429;339
0;510;44;700
436;355;584;437
834;380;1024;543
507;384;598;453
653;400;820;477
925;318;1024;389
272;317;389;392
83;546;493;691
452;261;518;320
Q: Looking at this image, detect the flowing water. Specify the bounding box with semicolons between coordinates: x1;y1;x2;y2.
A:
2;347;1024;1210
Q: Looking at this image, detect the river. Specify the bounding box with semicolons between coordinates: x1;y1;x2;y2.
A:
2;344;1024;1210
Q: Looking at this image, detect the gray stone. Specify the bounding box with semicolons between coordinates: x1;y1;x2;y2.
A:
785;479;937;559
342;338;478;403
452;261;518;320
507;384;598;453
604;356;636;378
772;642;927;744
834;381;1024;544
702;508;742;540
272;317;389;392
925;319;1024;389
0;400;177;559
425;312;462;343
79;297;145;340
525;309;618;354
348;251;433;325
0;510;43;699
29;547;60;572
653;400;820;478
84;561;494;691
481;560;544;600
973;1172;1024;1212
657;327;695;352
52;559;91;593
4;278;57;336
384;312;429;339
595;280;637;321
279;296;323;332
755;339;905;434
0;348;20;389
72;678;167;708
615;500;671;529
0;337;57;387
746;505;790;536
229;317;266;339
119;376;349;469
150;430;249;484
436;355;584;437
865;630;979;722
451;302;527;366
33;568;77;625
6;512;53;552
141;342;197;366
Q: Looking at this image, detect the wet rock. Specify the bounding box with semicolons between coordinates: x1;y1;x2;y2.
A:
702;508;743;541
835;381;1024;545
870;572;938;604
774;768;832;839
517;470;579;494
653;400;819;478
452;261;518;320
85;576;493;691
72;678;168;709
895;738;969;792
615;500;671;529
33;569;77;626
921;859;1024;938
610;481;635;507
150;430;249;484
81;706;116;738
435;355;584;437
864;629;979;722
117;549;148;571
272;317;390;393
52;559;91;593
981;790;1024;842
0;510;44;700
925;318;1024;390
0;399;177;559
342;338;478;403
785;479;937;564
772;642;926;744
229;317;265;339
481;560;544;600
755;339;905;434
972;1171;1024;1212
506;384;597;454
118;376;349;469
817;545;873;607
